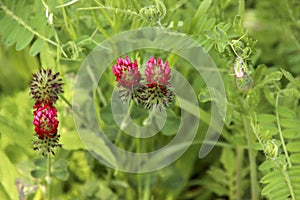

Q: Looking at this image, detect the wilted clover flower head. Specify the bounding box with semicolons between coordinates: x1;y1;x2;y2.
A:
30;69;64;103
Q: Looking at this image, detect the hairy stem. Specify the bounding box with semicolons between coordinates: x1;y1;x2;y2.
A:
235;146;244;200
275;92;295;199
86;64;107;106
92;10;110;38
283;170;295;200
46;153;52;200
243;115;259;200
273;160;296;200
143;175;151;200
60;5;77;40
284;0;296;22
238;0;245;20
137;139;142;199
282;167;295;200
275;92;292;167
114;100;135;146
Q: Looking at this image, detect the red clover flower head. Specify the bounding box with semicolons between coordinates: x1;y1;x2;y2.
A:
142;57;173;110
111;56;174;110
30;68;63;155
33;101;59;139
145;56;171;87
112;56;141;88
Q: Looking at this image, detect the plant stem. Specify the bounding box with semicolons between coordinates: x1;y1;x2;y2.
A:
275;93;295;199
137;139;142;199
238;0;245;20
46;153;52;200
275;92;292;167
60;5;77;40
243;115;259;200
114;100;135;146
136;112;142;199
272;160;296;200
281;166;296;200
86;64;107;106
235;146;244;200
143;175;151;200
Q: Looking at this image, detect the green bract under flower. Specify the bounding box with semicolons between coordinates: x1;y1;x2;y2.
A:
138;84;174;110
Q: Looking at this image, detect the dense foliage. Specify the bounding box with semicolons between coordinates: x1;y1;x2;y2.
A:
0;0;300;199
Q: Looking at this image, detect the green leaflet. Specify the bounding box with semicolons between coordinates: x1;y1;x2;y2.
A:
283;129;300;139
260;170;284;184
277;106;297;118
290;154;300;164
15;29;34;51
286;142;300;153
0;0;52;54
258;159;276;171
260;169;290;199
29;38;44;56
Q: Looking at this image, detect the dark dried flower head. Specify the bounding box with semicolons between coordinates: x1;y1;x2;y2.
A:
30;69;64;103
